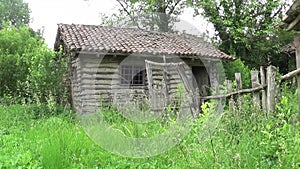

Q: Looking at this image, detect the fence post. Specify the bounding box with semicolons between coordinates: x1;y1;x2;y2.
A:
266;66;277;113
235;73;243;109
251;71;260;109
293;34;300;119
209;62;223;113
260;67;267;111
226;80;235;113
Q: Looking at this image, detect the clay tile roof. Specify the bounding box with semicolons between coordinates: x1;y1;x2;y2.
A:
54;23;234;60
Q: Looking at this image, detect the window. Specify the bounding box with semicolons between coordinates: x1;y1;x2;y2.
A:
120;65;145;85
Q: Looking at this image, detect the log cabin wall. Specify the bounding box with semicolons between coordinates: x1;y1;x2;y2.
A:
70;52;212;113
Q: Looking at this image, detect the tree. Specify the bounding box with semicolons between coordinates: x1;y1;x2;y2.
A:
0;0;30;27
101;0;191;32
0;24;68;104
194;0;288;69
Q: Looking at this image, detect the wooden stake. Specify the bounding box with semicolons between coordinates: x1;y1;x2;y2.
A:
235;73;243;109
251;71;260;109
260;67;267;112
207;62;222;112
227;80;235;113
293;34;300;120
266;66;277;113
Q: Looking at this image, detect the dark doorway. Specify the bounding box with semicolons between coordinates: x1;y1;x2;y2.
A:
192;66;210;96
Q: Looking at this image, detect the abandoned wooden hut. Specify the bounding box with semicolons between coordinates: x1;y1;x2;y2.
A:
280;0;300;112
54;24;234;113
277;1;300;72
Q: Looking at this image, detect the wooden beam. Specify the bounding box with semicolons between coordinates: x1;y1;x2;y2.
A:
145;60;185;66
260;67;267;111
294;34;300;118
251;71;260;109
227;80;235;113
266;66;277;113
201;84;267;100
287;14;300;31
281;68;300;80
235;73;243;108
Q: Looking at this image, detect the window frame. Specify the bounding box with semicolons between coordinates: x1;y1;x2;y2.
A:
119;65;146;86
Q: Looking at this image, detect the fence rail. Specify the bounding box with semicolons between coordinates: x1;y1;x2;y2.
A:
199;35;300;116
201;64;300;113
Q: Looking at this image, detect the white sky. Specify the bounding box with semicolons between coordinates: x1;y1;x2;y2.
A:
24;0;214;48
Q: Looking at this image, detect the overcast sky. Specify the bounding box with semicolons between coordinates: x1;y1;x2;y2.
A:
23;0;214;48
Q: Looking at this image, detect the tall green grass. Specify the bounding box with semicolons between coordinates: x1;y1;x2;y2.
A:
1;84;300;168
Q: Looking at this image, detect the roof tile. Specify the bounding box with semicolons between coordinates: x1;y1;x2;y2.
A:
54;24;234;60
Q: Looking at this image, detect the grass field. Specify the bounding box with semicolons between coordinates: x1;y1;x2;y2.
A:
1;91;300;168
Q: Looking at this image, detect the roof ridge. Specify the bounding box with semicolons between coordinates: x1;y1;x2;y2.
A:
54;23;234;60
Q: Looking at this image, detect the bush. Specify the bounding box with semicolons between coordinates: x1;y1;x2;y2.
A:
223;59;251;88
0;24;68;105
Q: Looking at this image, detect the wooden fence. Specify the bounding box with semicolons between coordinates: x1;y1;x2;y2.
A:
200;65;300;113
200;35;300;114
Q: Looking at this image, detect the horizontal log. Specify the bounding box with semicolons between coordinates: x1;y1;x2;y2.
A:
81;67;118;73
82;63;103;68
81;63;119;68
79;89;146;95
79;91;110;96
201;84;267;100
151;73;181;77
145;60;185;67
152;78;181;81
81;71;119;76
281;68;300;81
80;77;114;81
80;99;100;102
81;84;116;88
80;87;116;91
80;79;119;85
81;73;118;78
80;96;111;100
79;56;120;63
80;83;147;90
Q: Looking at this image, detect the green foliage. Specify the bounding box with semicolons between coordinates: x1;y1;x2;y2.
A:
101;0;191;32
223;59;251;88
0;24;68;105
276;83;299;122
0;24;41;98
0;0;30;27
195;0;290;69
25;47;69;104
1;84;300;168
0;88;300;169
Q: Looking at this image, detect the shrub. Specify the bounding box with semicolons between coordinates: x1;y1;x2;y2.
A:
223;59;251;88
0;24;68;105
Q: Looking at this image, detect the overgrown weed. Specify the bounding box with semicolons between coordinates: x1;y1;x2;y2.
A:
1;84;300;168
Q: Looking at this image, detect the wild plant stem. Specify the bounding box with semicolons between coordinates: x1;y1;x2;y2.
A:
209;130;217;167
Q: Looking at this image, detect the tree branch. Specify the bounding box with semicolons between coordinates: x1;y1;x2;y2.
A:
116;0;142;29
168;0;182;15
271;6;283;18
